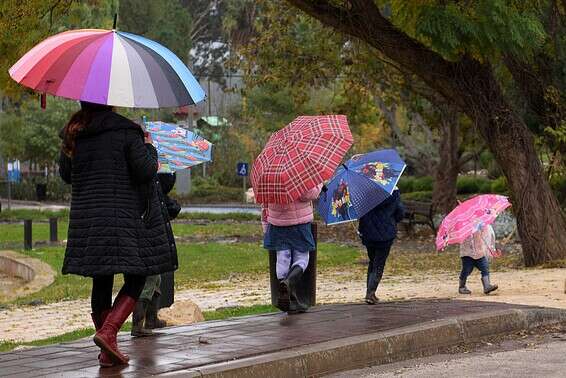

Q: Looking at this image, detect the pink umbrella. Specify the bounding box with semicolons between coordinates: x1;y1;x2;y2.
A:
435;194;511;251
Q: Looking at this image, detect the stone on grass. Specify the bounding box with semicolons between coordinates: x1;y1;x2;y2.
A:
157;299;205;325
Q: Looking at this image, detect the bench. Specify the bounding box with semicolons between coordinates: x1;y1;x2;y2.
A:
401;200;436;234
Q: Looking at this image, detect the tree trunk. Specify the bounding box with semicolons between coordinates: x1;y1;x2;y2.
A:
432;109;459;215
286;0;566;265
458;63;566;266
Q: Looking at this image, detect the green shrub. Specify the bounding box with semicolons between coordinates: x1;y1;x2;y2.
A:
491;176;508;194
397;176;415;193
457;176;491;194
401;191;432;202
188;186;243;203
412;176;433;192
478;180;493;193
171;176;243;204
0;177;70;202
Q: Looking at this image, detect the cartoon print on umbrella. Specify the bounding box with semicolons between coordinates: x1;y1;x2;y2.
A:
357;162;398;186
331;179;353;222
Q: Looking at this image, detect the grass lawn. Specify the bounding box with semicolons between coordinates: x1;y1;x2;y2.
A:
0;221;260;248
3;242;362;305
0;327;96;353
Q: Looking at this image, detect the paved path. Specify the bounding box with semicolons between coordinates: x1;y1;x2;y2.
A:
2;268;565;342
0;300;544;377
333;338;566;377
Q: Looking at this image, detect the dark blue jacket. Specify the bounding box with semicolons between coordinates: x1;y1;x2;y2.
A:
358;190;405;245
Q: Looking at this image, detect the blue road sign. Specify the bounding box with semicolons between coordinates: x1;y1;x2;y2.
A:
7;160;21;183
237;162;249;177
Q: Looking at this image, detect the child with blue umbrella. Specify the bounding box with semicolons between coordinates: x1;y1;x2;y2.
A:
317;149;406;304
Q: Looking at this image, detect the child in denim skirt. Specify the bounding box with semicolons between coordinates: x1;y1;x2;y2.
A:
262;184;323;313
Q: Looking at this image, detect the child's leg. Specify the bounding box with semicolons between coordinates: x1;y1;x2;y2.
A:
475;256;490;277
459;257;474;294
290;250;309;272
276;250;292;280
366;246;377;295
476;256;498;294
460;257;475;281
372;242;392;293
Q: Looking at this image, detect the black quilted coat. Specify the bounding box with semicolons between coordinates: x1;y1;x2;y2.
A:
59;110;178;277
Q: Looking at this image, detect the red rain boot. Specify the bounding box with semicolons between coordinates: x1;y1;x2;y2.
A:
93;295;136;365
91;310;114;367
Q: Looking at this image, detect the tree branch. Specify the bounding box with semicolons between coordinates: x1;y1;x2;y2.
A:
286;0;462;103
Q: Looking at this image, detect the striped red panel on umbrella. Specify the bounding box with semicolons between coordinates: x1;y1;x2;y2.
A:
252;115;353;204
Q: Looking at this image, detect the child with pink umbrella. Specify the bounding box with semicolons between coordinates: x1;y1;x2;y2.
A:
436;194;510;295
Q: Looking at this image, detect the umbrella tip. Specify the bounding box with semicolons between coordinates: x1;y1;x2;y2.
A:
113;13;118;30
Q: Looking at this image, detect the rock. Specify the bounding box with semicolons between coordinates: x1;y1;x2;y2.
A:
157;299;205;326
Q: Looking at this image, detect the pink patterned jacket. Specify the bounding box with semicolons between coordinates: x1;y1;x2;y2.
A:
261;184;323;231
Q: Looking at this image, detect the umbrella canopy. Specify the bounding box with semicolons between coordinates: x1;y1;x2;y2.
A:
145;121;212;173
251;115;353;204
436;194;511;251
9;29;205;108
317;149;406;225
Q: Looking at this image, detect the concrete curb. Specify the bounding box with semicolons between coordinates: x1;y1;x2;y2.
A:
0;250;56;301
161;307;566;377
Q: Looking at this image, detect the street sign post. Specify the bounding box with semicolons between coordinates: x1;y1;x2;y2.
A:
6;160;21;211
237;163;249;203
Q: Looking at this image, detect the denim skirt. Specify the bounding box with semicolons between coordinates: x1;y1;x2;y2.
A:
263;223;315;252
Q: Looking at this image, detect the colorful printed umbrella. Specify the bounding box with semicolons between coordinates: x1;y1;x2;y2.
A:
145;121;212;173
435;194;511;251
9;29;205;108
251;115;353;204
317;149;406;225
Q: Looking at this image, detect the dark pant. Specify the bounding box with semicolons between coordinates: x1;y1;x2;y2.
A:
91;274;146;313
460;256;490;280
365;240;393;294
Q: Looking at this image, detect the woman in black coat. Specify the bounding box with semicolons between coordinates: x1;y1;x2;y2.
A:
59;101;177;367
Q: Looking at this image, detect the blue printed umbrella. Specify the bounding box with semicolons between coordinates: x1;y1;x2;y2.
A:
144;121;212;173
317;149;406;225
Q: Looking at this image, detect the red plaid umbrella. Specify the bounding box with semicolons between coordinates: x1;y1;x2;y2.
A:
251;115;353;204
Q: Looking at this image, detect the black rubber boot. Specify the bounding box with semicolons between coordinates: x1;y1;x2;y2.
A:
145;293;167;329
288;292;309;314
131;299;153;337
482;276;498;294
459;278;472;295
281;265;307;314
365;291;379;305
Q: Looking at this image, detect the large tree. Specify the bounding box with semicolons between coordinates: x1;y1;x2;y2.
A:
230;1;478;214
286;0;566;265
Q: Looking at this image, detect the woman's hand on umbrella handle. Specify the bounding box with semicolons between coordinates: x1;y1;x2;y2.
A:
144;132;153;144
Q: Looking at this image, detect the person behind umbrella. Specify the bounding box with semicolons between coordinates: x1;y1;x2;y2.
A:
262;183;323;313
357;188;404;305
59;101;177;367
132;172;181;337
458;224;498;295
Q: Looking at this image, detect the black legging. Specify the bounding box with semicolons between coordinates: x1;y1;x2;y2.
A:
91;274;146;314
365;240;394;294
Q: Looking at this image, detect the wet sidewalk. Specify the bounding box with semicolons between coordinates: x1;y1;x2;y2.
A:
1;299;564;377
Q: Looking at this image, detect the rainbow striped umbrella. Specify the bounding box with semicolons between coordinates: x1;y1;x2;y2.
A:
9;29;205;108
435;194;511;251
